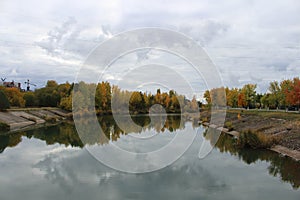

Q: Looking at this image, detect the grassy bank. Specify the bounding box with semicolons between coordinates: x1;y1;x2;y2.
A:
200;108;300;151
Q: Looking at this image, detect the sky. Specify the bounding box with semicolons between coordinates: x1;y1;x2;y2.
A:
0;0;300;98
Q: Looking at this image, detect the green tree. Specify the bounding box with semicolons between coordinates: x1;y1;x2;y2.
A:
0;90;10;110
268;81;283;109
34;80;64;107
241;84;257;108
129;91;143;113
261;94;270;109
23;92;36;107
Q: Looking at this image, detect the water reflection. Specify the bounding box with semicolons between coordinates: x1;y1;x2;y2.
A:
204;128;300;189
33;149;229;199
0;115;299;191
0;115;189;152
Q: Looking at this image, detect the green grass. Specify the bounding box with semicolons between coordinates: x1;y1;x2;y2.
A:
227;109;300;121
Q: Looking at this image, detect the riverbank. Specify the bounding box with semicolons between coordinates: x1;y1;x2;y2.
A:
1;108;300;161
200;109;300;161
0;108;71;133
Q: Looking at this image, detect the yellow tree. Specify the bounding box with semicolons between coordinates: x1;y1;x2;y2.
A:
4;88;25;107
203;90;211;105
190;96;198;111
238;92;246;108
227;88;239;108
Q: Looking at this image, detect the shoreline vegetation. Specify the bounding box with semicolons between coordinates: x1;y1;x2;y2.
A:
200;109;300;161
0;107;299;161
0;78;300;161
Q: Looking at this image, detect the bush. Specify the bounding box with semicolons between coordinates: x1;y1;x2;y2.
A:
44;116;57;123
23;92;36;107
237;130;279;149
0;90;10;110
224;121;234;131
0;121;9;130
201;117;208;123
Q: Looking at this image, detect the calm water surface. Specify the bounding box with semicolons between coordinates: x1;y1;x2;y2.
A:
0;115;299;200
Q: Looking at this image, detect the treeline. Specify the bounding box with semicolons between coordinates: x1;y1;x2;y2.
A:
204;77;300;110
0;80;200;114
70;81;199;114
0;80;71;110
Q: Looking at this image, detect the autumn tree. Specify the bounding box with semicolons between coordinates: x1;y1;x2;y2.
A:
95;82;112;112
210;87;226;107
280;79;293;108
186;96;199;112
155;89;162;104
59;95;72;111
203;90;211;106
241;84;257;108
4;88;25;107
293;78;300;108
238;92;246;108
227;88;239;107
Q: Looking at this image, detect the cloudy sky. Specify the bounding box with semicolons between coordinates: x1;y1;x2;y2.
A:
0;0;300;97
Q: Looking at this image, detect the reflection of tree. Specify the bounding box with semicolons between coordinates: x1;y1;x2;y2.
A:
207;132;300;189
0;115;185;152
32;124;84;147
0;133;23;153
268;155;300;189
0;124;84;153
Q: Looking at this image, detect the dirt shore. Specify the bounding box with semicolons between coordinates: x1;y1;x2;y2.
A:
200;109;300;151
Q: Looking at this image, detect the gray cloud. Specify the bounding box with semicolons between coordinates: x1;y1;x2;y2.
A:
178;19;229;45
36;17;79;56
0;0;299;93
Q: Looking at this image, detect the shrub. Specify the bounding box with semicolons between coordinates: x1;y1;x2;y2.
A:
23;92;36;107
224;121;234;131
201;117;208;123
0;121;9;130
237;130;279;149
44;116;57;123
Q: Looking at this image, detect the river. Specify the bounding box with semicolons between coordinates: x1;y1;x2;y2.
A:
0;115;299;200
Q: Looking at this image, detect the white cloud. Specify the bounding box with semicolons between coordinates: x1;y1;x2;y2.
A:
36;17;78;56
0;0;299;93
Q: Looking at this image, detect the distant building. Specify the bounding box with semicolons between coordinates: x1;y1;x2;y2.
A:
0;81;21;90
